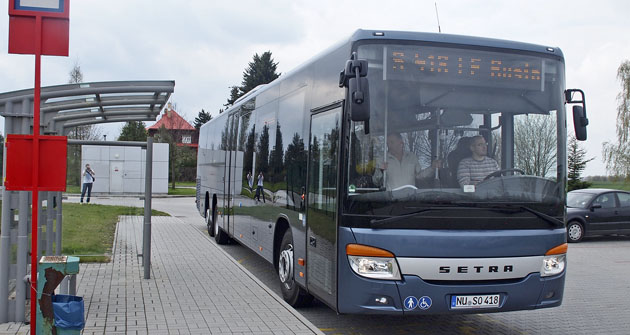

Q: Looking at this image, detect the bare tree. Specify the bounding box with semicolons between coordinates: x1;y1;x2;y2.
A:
514;113;557;177
603;60;630;178
68;59;83;84
66;60;101;185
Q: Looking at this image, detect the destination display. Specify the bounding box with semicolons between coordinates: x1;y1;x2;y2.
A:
386;45;544;91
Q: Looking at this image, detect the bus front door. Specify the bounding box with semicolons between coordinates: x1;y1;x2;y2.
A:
306;105;342;308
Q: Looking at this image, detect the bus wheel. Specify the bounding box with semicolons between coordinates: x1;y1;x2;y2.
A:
214;215;229;245
567;221;584;243
206;207;215;237
278;229;313;307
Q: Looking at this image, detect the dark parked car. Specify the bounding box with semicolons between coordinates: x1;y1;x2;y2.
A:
566;188;630;242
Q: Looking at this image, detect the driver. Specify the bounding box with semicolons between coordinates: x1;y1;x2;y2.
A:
457;135;499;187
373;132;440;190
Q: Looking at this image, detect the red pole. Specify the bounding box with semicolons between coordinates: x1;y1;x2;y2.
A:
30;15;42;333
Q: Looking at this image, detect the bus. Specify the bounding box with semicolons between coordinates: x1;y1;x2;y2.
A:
196;29;588;315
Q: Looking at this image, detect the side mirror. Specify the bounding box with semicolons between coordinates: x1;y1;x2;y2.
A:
590;204;602;211
348;77;370;122
573;106;588;141
340;53;370;123
565;89;588;141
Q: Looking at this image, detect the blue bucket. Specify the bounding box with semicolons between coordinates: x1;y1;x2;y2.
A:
52;294;85;330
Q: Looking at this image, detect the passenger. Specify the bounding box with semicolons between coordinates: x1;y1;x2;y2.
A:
373;132;440;190
457;135;499;187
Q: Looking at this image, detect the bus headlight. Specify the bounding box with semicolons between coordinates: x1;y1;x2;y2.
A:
346;244;401;280
540;243;567;277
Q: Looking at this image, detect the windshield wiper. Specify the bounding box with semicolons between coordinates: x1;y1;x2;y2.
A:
519;206;564;228
369;207;449;227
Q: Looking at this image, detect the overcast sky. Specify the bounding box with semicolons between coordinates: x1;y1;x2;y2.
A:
1;0;629;176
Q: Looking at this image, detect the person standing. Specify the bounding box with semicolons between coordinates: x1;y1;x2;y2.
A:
256;171;265;203
81;163;96;203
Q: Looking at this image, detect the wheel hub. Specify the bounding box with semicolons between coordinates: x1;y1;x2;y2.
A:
568;224;582;240
279;244;293;284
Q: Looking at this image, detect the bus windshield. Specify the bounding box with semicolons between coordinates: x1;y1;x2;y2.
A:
345;42;567;224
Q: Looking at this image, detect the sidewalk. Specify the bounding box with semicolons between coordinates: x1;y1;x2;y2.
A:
1;214;322;334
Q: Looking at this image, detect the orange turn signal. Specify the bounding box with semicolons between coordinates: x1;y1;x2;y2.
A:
298;258;305;266
546;243;568;255
346;244;394;257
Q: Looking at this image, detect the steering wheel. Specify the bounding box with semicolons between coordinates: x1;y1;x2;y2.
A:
392;184;418;191
482;168;525;181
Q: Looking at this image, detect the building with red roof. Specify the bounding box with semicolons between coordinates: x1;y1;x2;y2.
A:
147;103;198;148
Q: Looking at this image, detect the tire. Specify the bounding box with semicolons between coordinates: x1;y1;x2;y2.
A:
206;207;215;237
567;221;584;243
278;229;313;307
214;211;230;245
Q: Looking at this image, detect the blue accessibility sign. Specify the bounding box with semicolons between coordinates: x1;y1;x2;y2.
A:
404;296;418;310
418;296;432;310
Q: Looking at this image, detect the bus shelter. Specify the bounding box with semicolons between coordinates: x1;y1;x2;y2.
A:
0;80;174;323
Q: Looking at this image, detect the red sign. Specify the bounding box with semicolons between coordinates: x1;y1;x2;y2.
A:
4;134;68;191
8;0;70;56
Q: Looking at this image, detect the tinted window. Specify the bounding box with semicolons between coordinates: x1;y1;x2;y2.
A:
593;193;616;208
567;192;594;209
617;192;630;207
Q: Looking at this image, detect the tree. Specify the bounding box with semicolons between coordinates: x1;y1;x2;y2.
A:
269;122;284;183
514;113;557;177
68;59;83;84
118;121;148;141
193;109;212;129
224;51;281;108
568;135;595;191
225;86;241;107
153;125;178;189
256;124;270;175
66;61;102;186
603;60;630;178
241;51;280;94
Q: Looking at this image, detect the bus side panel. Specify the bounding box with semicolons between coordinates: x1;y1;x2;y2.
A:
197;114;230;219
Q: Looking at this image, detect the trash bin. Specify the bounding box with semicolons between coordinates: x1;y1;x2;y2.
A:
52;294;85;332
37;256;82;335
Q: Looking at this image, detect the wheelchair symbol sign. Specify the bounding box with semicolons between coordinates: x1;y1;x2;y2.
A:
418;296;432;310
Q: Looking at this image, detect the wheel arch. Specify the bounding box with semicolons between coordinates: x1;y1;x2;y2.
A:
568;216;588;234
273;217;290;271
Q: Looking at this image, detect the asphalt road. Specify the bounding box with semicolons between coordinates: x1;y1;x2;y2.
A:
121;196;630;334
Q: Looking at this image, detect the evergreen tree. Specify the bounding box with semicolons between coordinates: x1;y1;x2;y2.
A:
256;124;270;175
118;121;148;141
193;109;212;129
568;135;594;191
269;122;284;183
225;86;242;107
241;51;280;94
243;126;256;179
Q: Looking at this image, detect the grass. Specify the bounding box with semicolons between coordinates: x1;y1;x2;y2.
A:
66;181;197;196
62;203;169;262
168;187;196;196
65;185;81;194
1;201;169;263
588;181;630;191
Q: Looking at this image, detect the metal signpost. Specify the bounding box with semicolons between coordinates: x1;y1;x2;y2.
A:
7;0;70;331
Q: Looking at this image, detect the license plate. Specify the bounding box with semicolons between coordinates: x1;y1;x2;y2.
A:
451;294;500;309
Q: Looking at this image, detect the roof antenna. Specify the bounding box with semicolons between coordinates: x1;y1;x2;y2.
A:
434;2;442;33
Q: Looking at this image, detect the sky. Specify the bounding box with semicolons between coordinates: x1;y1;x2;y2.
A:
1;0;629;176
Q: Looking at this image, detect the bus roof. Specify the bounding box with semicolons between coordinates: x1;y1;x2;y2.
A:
216;29;564;118
349;29;563;58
